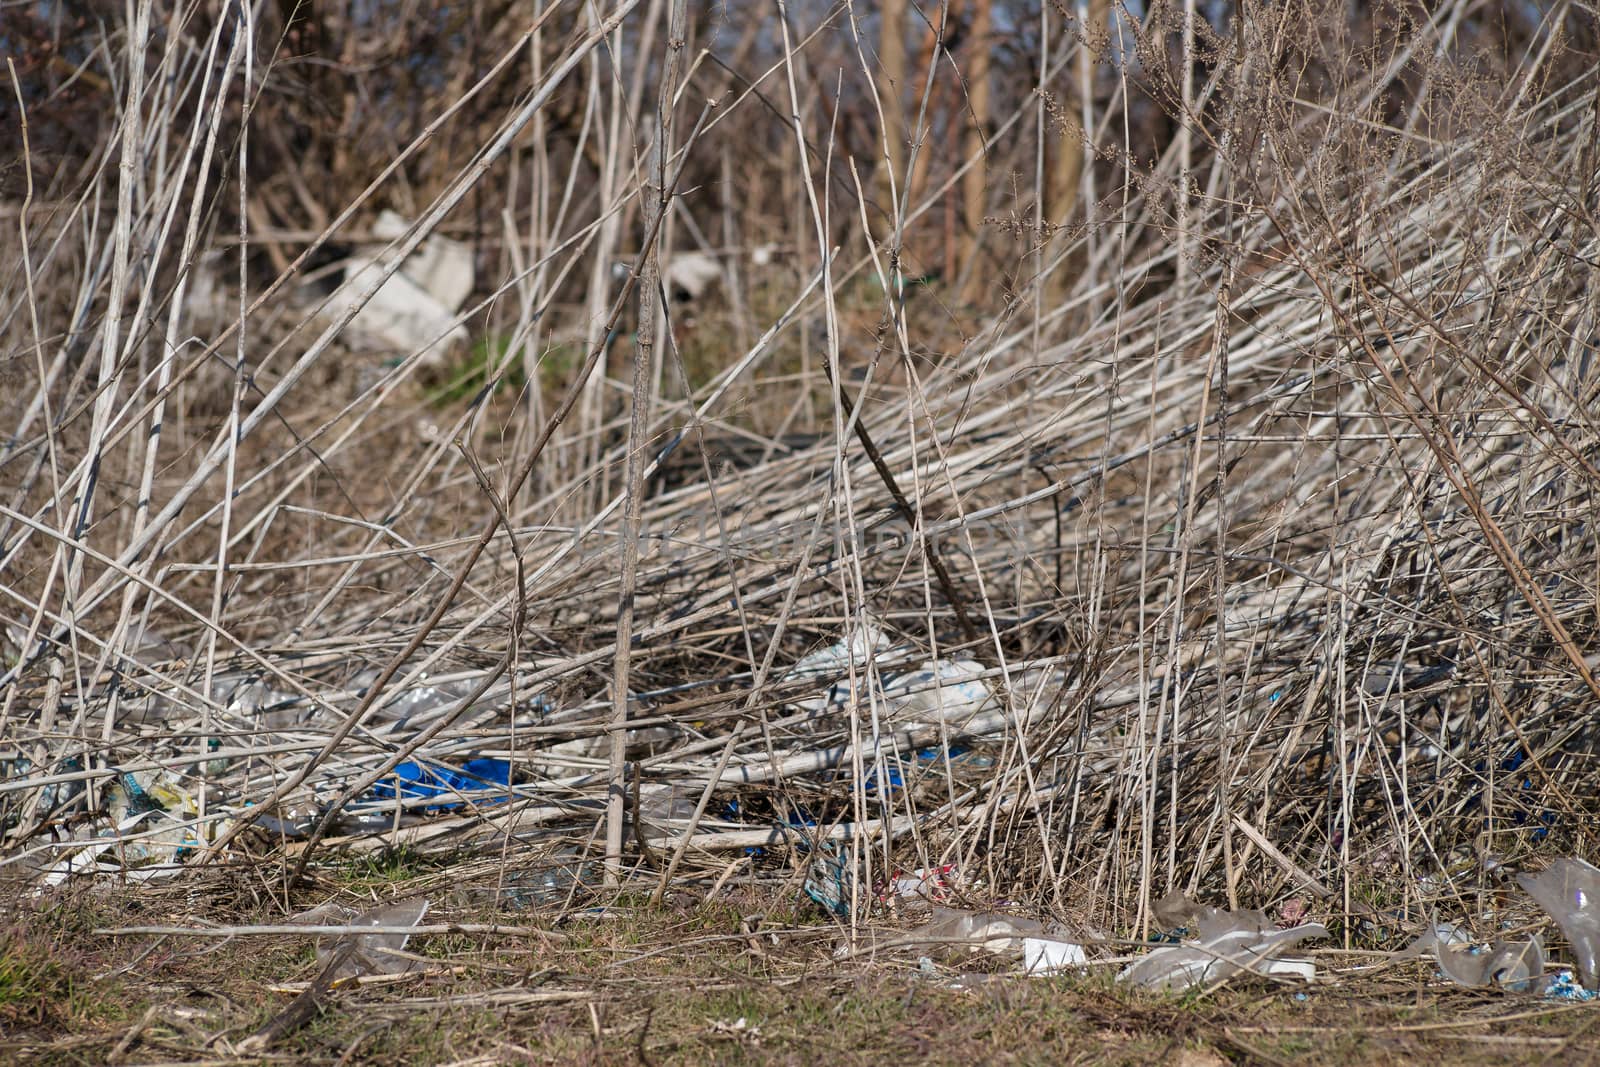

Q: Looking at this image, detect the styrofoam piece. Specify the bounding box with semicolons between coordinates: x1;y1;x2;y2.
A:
664;251;722;300
1023;937;1088;975
332;254;468;362
612;250;724;300
1258;957;1316;982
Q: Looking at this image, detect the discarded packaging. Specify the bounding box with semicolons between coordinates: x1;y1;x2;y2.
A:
1395;922;1472;959
290;897;431;982
1023;936;1088;976
1152;888;1205;933
611;250;723;302
1120;905;1327;991
831;906;1056;963
327;210;473;363
483;848;599;908
1543;970;1599;1001
883;659;995;726
106;769;196;822
102;770;205;868
915;906;1047;957
882;864;960;903
372;678;480;728
39;810;172;886
804;843;855;918
788;621;891;714
368;757;512;812
1517;857;1600;990
1432;936;1545;992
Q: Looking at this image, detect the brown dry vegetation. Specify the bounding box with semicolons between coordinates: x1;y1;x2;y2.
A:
4;0;1600;1059
4;871;1600;1066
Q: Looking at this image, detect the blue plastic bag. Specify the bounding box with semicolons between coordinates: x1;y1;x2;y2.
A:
369;758;512;812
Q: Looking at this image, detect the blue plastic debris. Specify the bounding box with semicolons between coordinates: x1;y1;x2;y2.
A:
914;744;994;768
1464;747;1557;839
370;758;512;812
803;842;854;918
1541;970;1597;1002
116;771;165;816
862;762;906;796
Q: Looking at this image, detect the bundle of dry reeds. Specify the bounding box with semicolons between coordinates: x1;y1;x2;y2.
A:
2;0;1596;932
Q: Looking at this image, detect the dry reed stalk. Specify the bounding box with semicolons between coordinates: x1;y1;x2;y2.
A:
1;1;1596;941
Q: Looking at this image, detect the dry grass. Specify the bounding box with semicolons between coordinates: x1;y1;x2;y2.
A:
3;0;1600;1050
4;874;1598;1066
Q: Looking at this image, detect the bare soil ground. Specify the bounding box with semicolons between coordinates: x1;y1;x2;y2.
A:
4;867;1596;1067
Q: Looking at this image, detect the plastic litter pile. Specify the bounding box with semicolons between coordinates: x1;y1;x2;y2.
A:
9;608;1600;1017
4;613;1057;889
1393;857;1600;999
830;858;1600;998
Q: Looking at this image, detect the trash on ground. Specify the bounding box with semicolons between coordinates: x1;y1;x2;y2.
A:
832;905;1056;963
1395;922;1472;959
240;896;432;1054
38;770;209;884
1023;936;1088;976
290;896;431;982
882;658;995;727
804;842;855;918
612;250;723;303
1517;857;1600;990
1119;904;1327;991
1542;969;1599;1001
912;906;1047;958
787;620;892;714
107;769;198;823
38;810;199;886
474;847;599;908
1152;888;1205;934
632;782;707;837
124;624;193;666
326;209;473;363
882;864;961;903
370;677;481;728
783;617;1008;734
706;1015;762;1045
368;757;513;812
1431;935;1544;991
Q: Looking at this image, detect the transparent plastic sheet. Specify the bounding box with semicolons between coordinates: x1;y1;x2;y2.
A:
1432;937;1545;992
1517;858;1600;990
1118;904;1328;992
915;907;1048;957
289;897;431;982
